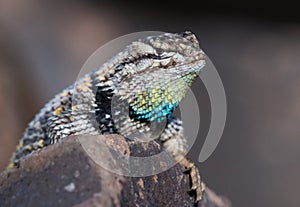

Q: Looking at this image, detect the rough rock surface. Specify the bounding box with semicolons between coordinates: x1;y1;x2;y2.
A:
0;135;230;207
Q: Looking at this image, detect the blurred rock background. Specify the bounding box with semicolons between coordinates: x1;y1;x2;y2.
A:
0;0;300;206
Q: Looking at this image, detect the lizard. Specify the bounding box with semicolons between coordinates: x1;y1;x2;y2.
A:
8;31;206;203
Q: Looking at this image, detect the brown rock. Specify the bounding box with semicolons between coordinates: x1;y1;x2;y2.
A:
0;135;230;207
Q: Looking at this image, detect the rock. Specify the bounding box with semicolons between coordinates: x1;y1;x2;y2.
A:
0;135;230;207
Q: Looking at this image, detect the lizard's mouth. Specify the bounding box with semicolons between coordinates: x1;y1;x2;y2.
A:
116;50;206;77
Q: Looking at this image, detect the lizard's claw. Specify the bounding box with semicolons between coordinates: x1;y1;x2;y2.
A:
180;157;205;202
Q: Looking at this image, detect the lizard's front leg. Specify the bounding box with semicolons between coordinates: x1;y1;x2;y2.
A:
159;117;205;202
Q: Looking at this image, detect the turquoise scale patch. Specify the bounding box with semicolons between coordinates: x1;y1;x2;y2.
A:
128;79;187;123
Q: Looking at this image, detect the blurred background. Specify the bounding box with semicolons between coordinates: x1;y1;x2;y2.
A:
1;0;300;206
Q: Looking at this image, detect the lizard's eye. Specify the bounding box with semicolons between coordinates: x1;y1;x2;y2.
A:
152;56;176;68
151;51;177;68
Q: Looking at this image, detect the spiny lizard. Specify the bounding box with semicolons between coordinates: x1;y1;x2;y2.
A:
8;31;206;202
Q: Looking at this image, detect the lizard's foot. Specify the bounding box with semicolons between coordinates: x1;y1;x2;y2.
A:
160;117;205;203
180;156;205;202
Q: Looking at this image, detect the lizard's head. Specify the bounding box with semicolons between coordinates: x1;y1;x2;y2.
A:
96;31;205;136
120;31;205;74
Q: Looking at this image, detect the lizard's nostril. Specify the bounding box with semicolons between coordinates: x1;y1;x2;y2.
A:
178;31;198;43
178;31;193;37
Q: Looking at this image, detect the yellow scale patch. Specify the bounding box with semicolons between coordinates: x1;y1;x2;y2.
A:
130;78;189;122
8;162;15;169
53;107;63;115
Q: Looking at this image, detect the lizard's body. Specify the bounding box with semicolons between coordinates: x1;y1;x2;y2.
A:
9;31;206;202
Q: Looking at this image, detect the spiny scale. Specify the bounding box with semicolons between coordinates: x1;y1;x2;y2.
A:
9;31;206;203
